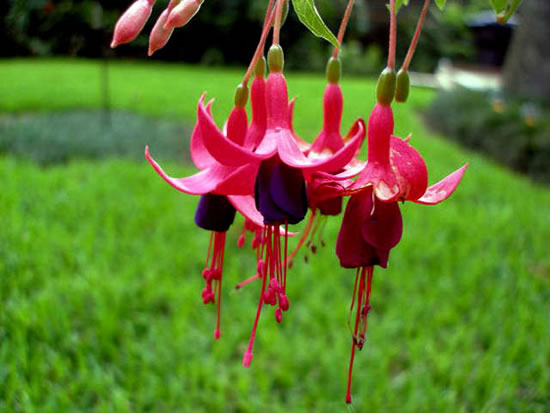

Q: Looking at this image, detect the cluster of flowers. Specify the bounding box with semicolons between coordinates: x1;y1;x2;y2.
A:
112;0;467;403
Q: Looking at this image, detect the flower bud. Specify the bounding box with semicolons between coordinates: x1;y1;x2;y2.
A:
376;67;396;106
255;56;266;78
268;45;284;73
326;57;341;84
111;0;156;48
165;0;203;30
395;69;410;103
234;83;249;108
148;8;174;56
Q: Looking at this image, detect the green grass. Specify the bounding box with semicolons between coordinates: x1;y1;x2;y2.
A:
1;59;549;412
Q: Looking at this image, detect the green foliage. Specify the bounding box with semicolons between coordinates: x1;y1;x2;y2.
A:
291;0;339;48
427;88;550;184
1;59;550;411
0;110;190;165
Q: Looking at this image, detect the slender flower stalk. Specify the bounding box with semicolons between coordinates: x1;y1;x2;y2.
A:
272;0;285;46
242;1;277;86
401;0;431;72
332;0;355;58
388;0;397;69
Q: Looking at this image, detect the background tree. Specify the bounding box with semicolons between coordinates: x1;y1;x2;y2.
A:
503;0;550;100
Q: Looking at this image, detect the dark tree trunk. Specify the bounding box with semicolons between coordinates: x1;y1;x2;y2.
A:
502;0;550;100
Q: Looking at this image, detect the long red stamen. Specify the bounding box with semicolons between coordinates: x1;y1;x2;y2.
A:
345;266;374;404
243;226;272;367
214;232;226;340
286;211;316;265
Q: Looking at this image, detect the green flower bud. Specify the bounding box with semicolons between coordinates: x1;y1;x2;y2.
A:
376;67;396;106
255;56;266;78
268;45;284;73
234;83;249;108
395;69;410;103
326;57;341;84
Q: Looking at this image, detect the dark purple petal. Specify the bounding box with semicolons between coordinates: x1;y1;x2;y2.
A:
254;157;308;225
195;194;236;232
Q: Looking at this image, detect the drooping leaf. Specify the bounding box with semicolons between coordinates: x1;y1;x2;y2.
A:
291;0;339;48
434;0;447;11
489;0;507;14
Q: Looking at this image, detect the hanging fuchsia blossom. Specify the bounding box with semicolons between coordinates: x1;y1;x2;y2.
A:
145;87;265;340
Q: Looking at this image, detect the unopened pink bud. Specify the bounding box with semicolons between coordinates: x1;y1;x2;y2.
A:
111;0;155;48
165;0;203;30
148;8;174;56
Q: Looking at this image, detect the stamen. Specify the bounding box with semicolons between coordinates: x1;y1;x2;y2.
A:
243;226;272;367
346;266;374;404
286;210;316;265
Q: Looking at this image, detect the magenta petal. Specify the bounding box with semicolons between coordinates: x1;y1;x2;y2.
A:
415;164;469;205
146;145;218;195
227;195;265;227
390;136;428;201
282;119;365;173
198;97;267;166
146;146;257;196
213;162;259;196
361;195;403;250
336;189;390;269
190;99;216;169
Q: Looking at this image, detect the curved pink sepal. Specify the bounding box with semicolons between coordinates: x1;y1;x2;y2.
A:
198;96;268;166
415;164;469;205
227;195;264;227
282;119;365;173
389;136;429;201
190;99;215;170
146;146;257;196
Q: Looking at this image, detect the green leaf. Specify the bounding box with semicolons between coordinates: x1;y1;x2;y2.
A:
393;0;410;13
291;0;339;48
489;0;507;14
434;0;447;10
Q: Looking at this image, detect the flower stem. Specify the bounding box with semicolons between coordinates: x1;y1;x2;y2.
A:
242;0;276;86
332;0;355;58
401;0;430;72
272;0;285;46
387;0;397;69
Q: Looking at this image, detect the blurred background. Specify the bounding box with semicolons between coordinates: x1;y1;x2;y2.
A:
1;0;549;411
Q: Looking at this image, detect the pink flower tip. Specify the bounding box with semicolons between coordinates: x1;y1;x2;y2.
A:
242;351;253;367
111;0;155;48
164;0;202;30
214;329;221;340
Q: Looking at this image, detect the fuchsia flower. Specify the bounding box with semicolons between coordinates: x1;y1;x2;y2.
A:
334;100;468;403
196;45;365;367
145;95;264;340
111;0;156;48
285;58;367;263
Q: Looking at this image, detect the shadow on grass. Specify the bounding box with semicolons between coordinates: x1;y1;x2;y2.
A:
0;110;192;166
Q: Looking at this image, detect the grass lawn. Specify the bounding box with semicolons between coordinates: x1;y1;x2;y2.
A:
1;59;549;412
